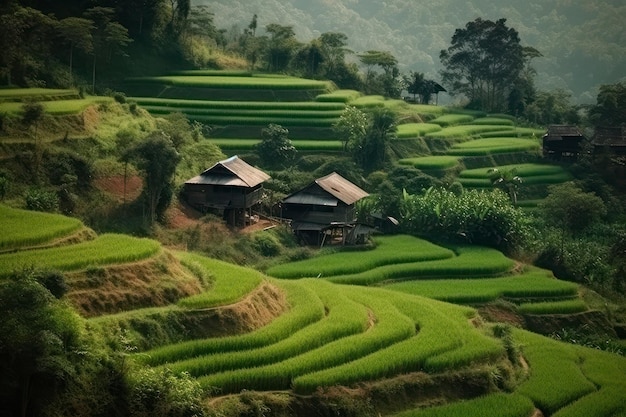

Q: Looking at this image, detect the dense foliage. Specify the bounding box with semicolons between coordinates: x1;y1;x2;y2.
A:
399;187;533;254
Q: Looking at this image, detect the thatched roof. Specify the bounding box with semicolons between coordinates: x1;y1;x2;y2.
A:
283;172;369;206
185;155;270;187
543;125;585;141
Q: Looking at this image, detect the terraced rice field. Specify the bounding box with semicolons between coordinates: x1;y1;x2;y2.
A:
458;163;572;188
0;233;161;277
399;155;461;170
0;96;112;115
0;204;86;251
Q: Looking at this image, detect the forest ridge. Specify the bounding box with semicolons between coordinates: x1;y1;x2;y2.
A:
200;0;626;103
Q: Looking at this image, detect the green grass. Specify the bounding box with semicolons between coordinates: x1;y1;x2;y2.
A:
0;204;85;251
0;96;113;115
479;127;545;138
0;234;161;277
127;75;333;90
132;97;346;111
515;330;600;415
458;163;572;187
324;245;516;286
396;123;443;138
265;235;454;279
471;117;515;126
448;138;540;156
430;114;475;126
315;89;362;102
138;280;326;365
175;252;264;309
349;95;386;108
399;155;460;170
425;125;516;139
517;299;587;315
386;267;579;304
0;88;80;102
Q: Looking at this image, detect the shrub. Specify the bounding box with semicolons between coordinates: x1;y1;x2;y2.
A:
253;232;282;257
25;188;59;212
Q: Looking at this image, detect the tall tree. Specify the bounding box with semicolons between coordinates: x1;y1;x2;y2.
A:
358;50;400;97
333;105;368;152
589;81;626;126
264;23;298;72
123;131;181;225
256;123;297;169
440;18;526;112
350;108;396;172
57;17;94;85
83;7;131;93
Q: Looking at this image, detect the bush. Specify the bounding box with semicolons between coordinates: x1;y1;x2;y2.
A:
25;188;59;212
128;368;205;417
253;232;282;257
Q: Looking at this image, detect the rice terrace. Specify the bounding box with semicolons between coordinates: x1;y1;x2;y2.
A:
1;3;626;416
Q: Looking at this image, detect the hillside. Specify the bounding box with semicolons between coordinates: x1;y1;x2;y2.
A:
199;0;626;103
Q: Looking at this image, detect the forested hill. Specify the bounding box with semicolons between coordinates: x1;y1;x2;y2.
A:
198;0;625;103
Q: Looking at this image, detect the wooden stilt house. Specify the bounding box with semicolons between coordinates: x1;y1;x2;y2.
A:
183;155;270;226
281;172;372;246
542;125;587;159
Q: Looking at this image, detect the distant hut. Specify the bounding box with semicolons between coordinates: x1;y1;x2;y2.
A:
592;126;626;157
542;125;587;159
183;155;270;226
280;172;372;246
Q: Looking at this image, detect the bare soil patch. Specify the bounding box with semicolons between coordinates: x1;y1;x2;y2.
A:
93;174;143;203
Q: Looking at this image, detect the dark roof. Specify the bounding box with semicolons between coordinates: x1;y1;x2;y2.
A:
283;172;369;206
592;126;626;146
185;155;270;187
543;125;585;141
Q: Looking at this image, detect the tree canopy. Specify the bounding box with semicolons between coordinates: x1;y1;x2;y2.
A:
440;18;527;112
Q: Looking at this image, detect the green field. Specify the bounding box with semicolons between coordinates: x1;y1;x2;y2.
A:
0;204;86;251
399;155;461;170
0;96;112;115
0;234;161;277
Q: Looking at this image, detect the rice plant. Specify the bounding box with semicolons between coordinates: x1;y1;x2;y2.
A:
430;114;475;127
0;204;85;251
325;245;515;286
399;155;460;170
158;279;369;376
386;267;579;304
265;235;454;279
471;117;515;126
315;90;362;102
0;234;161;277
138;280;325;365
0;88;80;102
175;252;264;309
517;299;587;315
197;287;416;393
0;97;112;115
396;123;443;138
127;75;333;90
515;330;597;415
133;97;346;111
448;138;540;156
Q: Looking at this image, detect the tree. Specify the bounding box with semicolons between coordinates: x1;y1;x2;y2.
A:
525;89;579;125
440;18;526;112
83;7;131;93
333;105;368;152
358;50;400;97
539;181;606;237
589;81;626;126
292;40;325;78
264;23;299;72
57;17;94;85
0;269;83;417
256;124;297;169
350;108;396;173
123;131;181;224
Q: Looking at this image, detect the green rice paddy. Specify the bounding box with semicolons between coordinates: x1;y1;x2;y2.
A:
0;204;85;251
399;155;460;170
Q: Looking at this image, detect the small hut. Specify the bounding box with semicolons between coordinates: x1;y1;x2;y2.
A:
592;126;626;157
281;172;371;245
542;125;587;159
183;155;270;226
